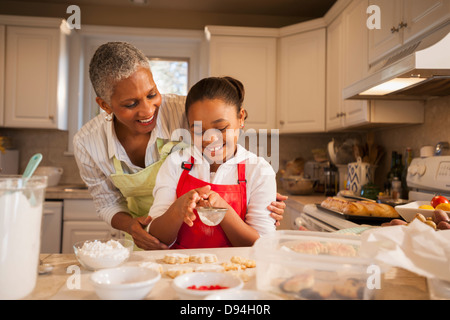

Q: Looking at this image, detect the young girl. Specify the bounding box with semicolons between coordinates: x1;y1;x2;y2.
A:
148;76;277;248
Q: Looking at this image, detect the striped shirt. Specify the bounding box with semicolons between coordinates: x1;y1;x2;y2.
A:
73;94;188;225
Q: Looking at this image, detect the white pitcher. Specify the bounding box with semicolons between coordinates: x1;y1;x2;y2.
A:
347;157;372;195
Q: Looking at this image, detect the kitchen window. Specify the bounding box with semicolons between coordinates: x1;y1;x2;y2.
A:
148;57;189;95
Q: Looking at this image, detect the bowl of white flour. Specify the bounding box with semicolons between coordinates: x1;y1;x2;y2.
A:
74;239;133;270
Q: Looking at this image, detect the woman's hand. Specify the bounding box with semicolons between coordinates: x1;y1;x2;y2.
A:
127;215;169;250
268;193;288;226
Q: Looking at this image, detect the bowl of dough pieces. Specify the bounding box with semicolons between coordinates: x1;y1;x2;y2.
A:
74;239;133;270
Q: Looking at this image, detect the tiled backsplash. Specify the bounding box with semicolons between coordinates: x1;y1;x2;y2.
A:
2;95;448;193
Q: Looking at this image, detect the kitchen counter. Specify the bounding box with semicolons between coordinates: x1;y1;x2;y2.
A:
28;247;430;300
45;184;92;200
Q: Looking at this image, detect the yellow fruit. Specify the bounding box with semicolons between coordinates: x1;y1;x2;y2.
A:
435;203;450;211
419;204;434;210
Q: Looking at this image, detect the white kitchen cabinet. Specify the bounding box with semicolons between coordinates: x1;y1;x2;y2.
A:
41;201;63;254
277;28;326;133
368;0;450;65
4;23;69;129
326;0;425;131
206;27;277;131
62;199;123;253
0;25;4;126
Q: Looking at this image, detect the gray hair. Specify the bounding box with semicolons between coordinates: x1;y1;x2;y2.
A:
89;42;150;104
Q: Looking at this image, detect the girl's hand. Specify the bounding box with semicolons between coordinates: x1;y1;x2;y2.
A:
177;185;211;227
204;190;230;210
269;193;288;226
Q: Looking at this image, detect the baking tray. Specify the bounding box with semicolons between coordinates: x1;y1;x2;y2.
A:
315;204;398;225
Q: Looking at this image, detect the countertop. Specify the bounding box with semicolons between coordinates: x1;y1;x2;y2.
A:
45;184;92;200
28;247;430;300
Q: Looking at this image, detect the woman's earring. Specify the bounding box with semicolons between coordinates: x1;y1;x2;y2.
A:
105;113;113;122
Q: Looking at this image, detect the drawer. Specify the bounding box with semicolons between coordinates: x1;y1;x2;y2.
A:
63;199;99;221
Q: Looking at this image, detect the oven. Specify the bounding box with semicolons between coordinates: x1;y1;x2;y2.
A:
406;155;450;201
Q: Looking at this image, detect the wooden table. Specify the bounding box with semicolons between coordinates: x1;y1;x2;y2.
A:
26;247;430;300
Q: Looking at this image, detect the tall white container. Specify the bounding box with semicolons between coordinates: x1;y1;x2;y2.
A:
0;175;47;299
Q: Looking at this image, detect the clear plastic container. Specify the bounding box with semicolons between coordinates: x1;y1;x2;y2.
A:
0;175;47;300
251;230;378;300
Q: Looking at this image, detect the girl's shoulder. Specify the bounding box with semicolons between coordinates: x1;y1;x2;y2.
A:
237;146;276;176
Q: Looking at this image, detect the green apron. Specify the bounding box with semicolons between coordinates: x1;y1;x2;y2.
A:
110;138;186;249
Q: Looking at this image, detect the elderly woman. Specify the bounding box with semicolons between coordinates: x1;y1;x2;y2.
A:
73;42;287;250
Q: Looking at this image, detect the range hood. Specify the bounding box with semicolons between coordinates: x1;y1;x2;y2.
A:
344;26;450;100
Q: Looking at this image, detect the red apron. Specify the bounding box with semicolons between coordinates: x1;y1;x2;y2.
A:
172;156;247;249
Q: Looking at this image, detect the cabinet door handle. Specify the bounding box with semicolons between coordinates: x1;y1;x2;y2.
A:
279;120;285;125
391;26;400;33
398;21;408;29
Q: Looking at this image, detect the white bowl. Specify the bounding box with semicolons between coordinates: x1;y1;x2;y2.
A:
91;266;160;300
172;272;243;300
74;239;134;270
35;166;63;186
205;289;281;300
196;207;227;226
395;201;450;222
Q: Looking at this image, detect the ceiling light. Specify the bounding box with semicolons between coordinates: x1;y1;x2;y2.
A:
130;0;148;5
359;77;428;95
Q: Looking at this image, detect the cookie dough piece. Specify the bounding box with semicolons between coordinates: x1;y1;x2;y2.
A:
230;256;256;268
280;273;314;293
300;282;334;300
195;264;224;273
222;262;245;271
166;266;194;278
334;278;365;299
139;261;163;274
163;253;190;264
190;253;218;264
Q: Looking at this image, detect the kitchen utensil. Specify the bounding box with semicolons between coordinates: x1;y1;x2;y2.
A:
327;139;337;164
0;175;47;299
196;205;228;226
90;266;161;300
347;157;373;196
34;166;63;187
324;165;338;196
23;153;43;179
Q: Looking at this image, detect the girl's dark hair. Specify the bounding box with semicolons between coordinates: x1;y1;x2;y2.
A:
185;76;248;120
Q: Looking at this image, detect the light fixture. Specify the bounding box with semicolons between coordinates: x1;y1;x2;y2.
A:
130;0;148;5
359;77;427;96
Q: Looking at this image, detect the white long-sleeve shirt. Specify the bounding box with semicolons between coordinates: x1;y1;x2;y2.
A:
73;94;188;225
149;144;277;237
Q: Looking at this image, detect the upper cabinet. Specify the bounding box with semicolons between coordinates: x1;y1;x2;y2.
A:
278;26;326;133
326;0;425;131
206;27;278;131
1;16;70;130
368;0;450;65
0;25;5;126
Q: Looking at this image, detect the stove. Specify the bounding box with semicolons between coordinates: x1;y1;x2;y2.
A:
407;155;450;201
